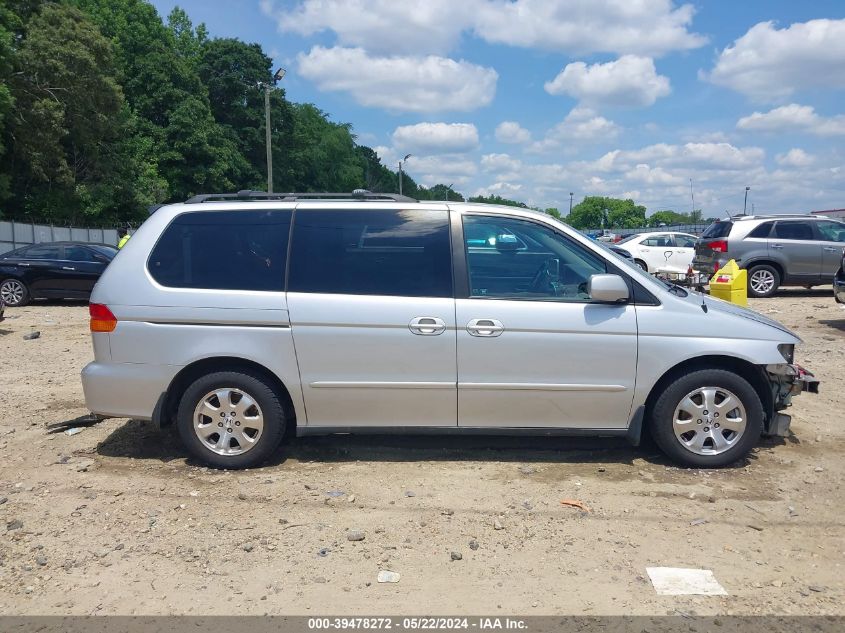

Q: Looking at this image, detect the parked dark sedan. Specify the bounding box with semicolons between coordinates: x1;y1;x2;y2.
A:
0;242;117;306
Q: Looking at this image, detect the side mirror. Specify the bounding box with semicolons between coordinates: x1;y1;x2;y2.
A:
588;274;629;303
494;233;520;252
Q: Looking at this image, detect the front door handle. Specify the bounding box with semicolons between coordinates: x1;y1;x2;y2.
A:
771;243;783;249
823;246;839;252
409;316;446;336
62;266;76;271
467;318;504;337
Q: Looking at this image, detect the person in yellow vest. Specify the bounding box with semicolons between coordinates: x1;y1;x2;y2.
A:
117;228;131;249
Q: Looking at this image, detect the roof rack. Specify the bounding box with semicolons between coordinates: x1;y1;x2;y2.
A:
731;213;815;220
184;189;417;204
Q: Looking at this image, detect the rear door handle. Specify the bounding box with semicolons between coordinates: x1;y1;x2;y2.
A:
771;243;783;249
62;266;76;271
823;246;839;252
466;318;504;337
408;316;446;336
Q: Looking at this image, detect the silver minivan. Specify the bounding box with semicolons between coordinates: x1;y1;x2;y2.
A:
82;192;818;469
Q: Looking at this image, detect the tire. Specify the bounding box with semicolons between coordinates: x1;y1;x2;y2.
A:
0;279;30;307
747;264;780;298
649;369;763;468
634;259;649;272
176;370;286;469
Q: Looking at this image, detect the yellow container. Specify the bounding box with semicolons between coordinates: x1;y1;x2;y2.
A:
709;259;747;306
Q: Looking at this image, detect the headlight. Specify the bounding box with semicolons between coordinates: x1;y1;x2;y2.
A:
778;343;795;363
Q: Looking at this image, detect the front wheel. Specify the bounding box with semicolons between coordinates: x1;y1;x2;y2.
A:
634;259;649;272
747;264;780;298
649;369;763;468
0;279;30;307
176;370;286;469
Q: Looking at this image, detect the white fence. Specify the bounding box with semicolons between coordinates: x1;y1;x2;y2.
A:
0;220;119;255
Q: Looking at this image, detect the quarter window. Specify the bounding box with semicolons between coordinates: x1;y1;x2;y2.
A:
463;215;606;301
748;222;774;239
148;210;291;291
288;209;452;297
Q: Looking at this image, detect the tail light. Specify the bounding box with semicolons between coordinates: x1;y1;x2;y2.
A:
709;240;728;253
89;303;117;333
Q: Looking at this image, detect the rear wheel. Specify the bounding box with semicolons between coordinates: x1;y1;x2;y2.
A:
649;369;763;468
747;264;780;298
0;279;29;307
176;370;286;469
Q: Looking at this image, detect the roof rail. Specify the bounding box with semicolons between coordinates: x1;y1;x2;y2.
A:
184;189;418;204
732;213;815;220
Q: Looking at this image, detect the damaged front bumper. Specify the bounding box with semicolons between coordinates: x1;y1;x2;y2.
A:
764;363;820;436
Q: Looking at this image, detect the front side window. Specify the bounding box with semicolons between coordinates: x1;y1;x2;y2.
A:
288;209;452;297
148;210;291;291
773;221;813;241
64;246;98;262
642;234;673;247
816;220;845;243
463;215;606;301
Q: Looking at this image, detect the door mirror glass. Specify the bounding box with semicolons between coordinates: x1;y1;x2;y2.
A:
494;233;521;252
588;274;629;303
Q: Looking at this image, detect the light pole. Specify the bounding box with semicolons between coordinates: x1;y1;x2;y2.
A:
743;186;750;215
398;154;412;196
569;192;574;215
261;67;286;193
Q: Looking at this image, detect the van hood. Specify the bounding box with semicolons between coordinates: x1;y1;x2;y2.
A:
679;290;800;340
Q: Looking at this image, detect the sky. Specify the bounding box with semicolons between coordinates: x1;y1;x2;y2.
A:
149;0;845;216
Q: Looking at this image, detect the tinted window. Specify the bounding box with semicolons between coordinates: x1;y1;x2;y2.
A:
773;221;814;240
64;245;98;262
748;222;773;239
89;245;118;259
464;215;606;301
642;234;673;247
675;235;697;248
148;210;290;291
701;221;732;239
22;244;62;260
817;221;845;243
288;209;452;297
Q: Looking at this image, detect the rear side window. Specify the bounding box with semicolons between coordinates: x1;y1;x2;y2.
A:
773;221;813;240
22;244;62;260
675;235;697;248
64;246;98;262
748;222;773;239
701;221;732;239
288;209;452;297
148;210;291;291
816;220;845;242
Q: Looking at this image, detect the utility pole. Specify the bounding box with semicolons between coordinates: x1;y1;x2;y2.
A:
689;178;695;215
398;154;412;196
569;192;574;215
262;68;286;193
743;186;750;215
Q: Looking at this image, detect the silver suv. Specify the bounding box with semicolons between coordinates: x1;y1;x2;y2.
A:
694;214;845;297
82;192;818;469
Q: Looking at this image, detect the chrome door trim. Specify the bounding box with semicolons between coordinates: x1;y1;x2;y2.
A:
310;381;455;389
459;382;627;392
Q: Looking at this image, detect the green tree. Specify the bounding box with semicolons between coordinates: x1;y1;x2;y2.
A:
567;196;646;230
467;194;528;208
545;207;562;220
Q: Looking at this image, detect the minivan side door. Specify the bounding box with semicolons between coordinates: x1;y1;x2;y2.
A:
769;220;822;282
286;206;457;428
455;213;638;430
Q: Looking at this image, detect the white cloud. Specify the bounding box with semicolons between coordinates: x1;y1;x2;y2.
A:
624;164;683;185
474;0;706;57
529;107;620;153
392;123;480;155
474;182;524;197
495;121;531;144
296;46;497;113
736;104;845;136
265;0;706;58
590;142;764;172
480;153;523;180
544;55;671;107
706;19;845;101
404;155;478;187
776;148;816;167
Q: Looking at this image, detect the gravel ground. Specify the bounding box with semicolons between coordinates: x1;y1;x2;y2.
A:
0;290;843;615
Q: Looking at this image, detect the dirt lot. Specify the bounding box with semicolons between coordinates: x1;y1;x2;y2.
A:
0;291;843;616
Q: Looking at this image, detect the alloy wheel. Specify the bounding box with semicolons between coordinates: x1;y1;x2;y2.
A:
0;280;25;306
749;269;775;295
193;388;264;456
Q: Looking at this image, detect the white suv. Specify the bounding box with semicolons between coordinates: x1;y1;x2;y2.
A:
81;191;817;469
